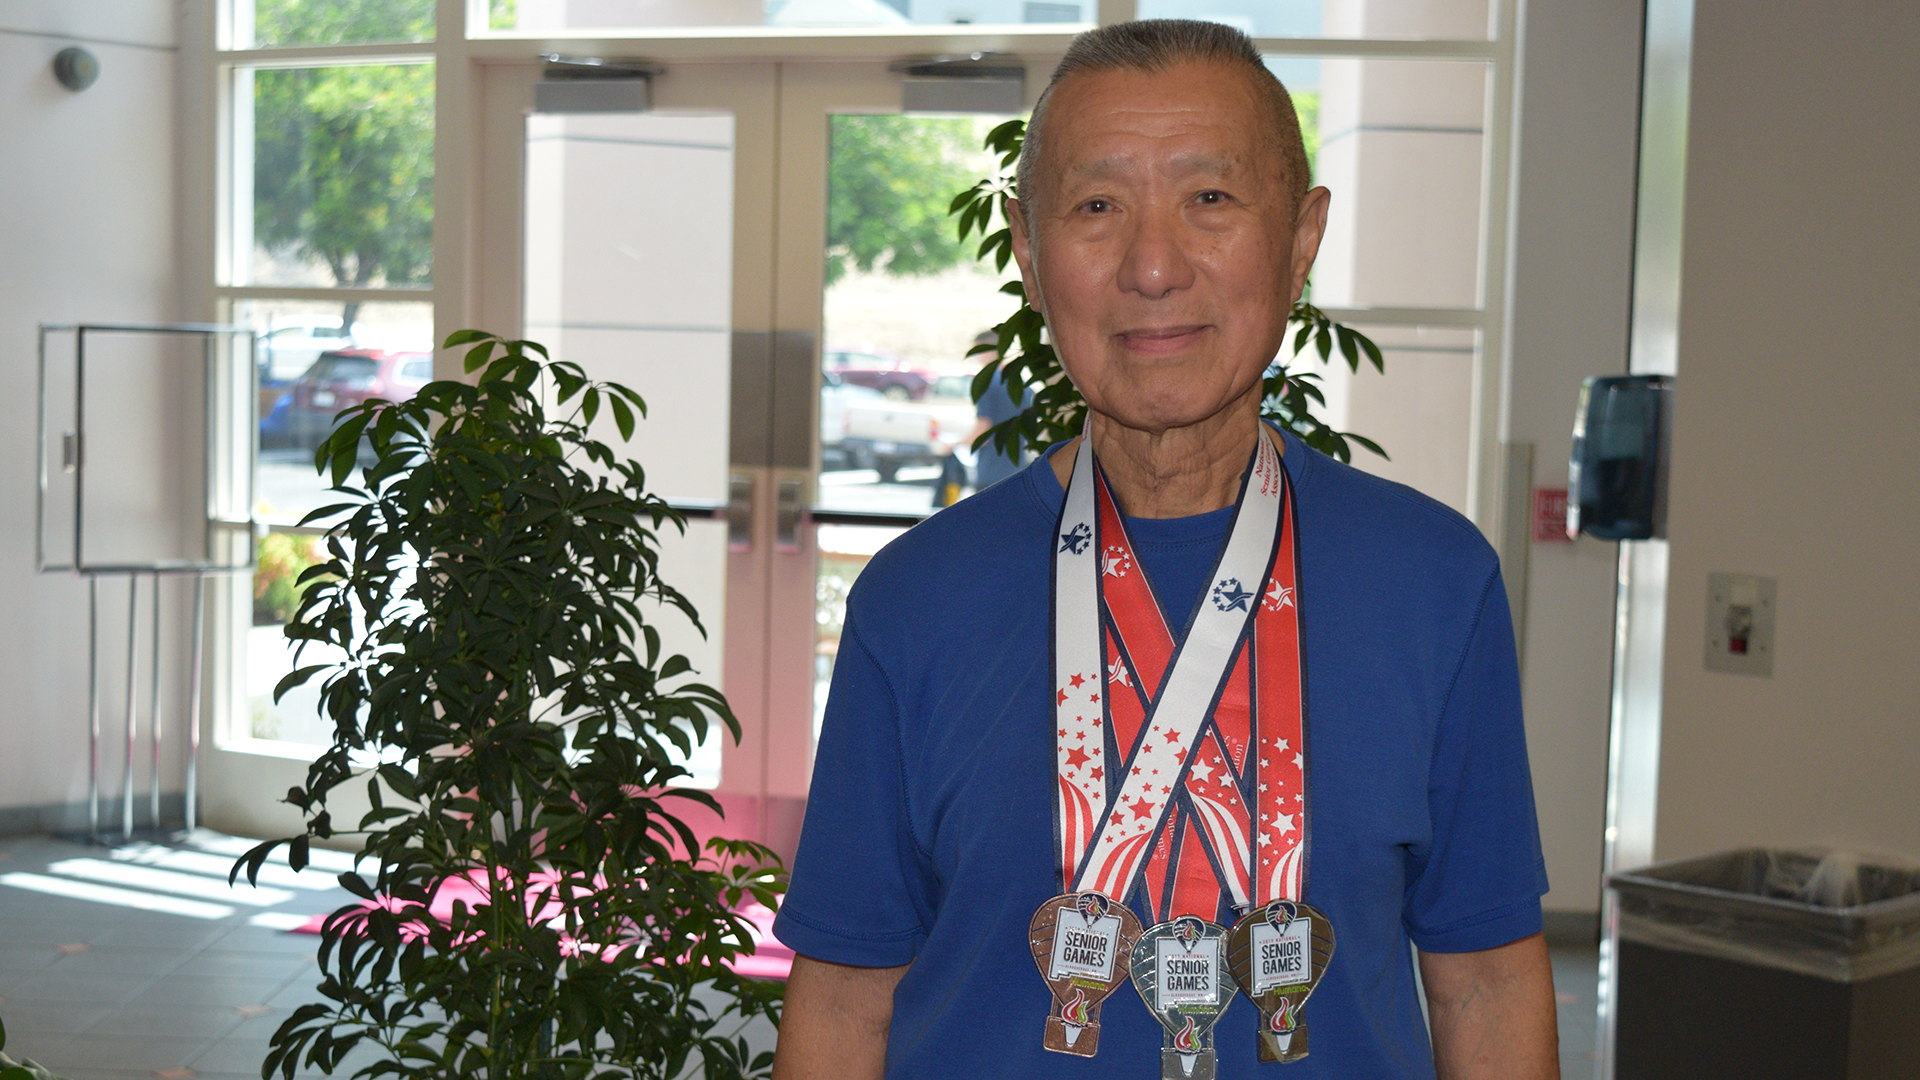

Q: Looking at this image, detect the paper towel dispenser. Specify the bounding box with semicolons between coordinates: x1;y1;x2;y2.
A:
1569;374;1672;540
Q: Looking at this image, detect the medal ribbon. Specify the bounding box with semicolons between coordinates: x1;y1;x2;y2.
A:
1053;431;1306;921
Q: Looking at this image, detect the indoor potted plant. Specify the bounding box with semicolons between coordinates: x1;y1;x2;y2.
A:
235;331;783;1080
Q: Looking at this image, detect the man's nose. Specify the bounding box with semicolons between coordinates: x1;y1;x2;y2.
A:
1115;209;1196;299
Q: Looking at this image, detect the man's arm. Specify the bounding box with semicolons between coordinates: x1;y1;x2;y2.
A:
1418;932;1559;1080
771;954;910;1080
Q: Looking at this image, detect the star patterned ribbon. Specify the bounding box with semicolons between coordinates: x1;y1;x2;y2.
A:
1053;430;1307;921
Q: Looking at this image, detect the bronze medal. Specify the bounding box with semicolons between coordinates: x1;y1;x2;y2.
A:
1225;900;1335;1063
1129;915;1238;1080
1028;892;1143;1056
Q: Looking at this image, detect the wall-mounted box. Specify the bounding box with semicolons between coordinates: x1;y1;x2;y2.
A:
1569;374;1672;540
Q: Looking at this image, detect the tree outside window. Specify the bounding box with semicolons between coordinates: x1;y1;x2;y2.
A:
249;0;435;325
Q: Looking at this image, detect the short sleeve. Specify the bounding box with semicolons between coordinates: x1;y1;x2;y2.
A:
773;617;935;967
1402;568;1550;953
975;377;1023;424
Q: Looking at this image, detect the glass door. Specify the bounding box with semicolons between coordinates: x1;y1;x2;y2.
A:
507;60;1032;858
809;106;1026;738
488;60;868;859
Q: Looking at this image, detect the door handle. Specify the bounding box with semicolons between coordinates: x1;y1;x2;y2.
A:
775;475;805;554
728;472;754;552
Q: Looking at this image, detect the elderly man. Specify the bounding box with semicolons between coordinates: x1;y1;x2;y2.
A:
773;19;1556;1080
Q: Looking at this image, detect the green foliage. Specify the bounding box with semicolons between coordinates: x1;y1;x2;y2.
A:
0;1055;52;1080
1295;90;1321;179
254;531;333;626
252;0;435;320
951;119;1387;466
826;115;982;285
250;0;434;47
254;62;434;296
236;332;784;1080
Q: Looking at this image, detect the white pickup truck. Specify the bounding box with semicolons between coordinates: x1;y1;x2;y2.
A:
839;373;977;482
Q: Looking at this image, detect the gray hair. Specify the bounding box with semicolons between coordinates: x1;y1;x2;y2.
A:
1015;19;1311;232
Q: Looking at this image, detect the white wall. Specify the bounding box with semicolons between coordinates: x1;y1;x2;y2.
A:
1652;0;1920;862
1502;0;1646;915
0;2;181;827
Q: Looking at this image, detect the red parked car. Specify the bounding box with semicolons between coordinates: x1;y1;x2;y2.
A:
281;347;433;452
823;347;945;401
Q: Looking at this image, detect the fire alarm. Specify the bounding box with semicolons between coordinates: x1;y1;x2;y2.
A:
54;46;100;92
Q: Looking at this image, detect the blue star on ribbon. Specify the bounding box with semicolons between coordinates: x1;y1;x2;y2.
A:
1211;578;1254;612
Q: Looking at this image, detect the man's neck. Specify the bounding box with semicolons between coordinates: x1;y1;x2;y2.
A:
1050;407;1273;519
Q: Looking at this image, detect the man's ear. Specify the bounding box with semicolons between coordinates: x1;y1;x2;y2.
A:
1008;198;1045;316
1288;187;1332;305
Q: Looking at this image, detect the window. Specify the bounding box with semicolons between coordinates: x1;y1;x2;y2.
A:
1134;0;1490;40
228;0;433;48
215;2;438;750
480;0;1095;33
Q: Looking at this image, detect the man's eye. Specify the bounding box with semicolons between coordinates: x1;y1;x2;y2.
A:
1082;198;1111;214
1196;190;1227;205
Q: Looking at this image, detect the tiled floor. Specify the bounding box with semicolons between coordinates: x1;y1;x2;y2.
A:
0;831;368;1080
1;831;1605;1078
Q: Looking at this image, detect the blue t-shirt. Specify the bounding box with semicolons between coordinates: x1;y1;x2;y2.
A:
776;429;1548;1079
974;374;1030;490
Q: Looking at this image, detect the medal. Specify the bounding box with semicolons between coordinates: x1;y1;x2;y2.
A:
1028;891;1143;1055
1130;915;1238;1080
1042;429;1334;1066
1226;899;1336;1062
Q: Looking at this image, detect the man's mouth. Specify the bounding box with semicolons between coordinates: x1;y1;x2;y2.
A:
1115;325;1209;353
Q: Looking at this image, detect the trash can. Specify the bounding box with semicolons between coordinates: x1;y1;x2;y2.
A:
1609;849;1920;1080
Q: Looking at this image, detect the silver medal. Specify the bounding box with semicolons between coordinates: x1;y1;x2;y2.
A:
1130;915;1238;1080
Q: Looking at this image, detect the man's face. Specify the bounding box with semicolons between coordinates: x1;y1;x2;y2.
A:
1011;61;1329;437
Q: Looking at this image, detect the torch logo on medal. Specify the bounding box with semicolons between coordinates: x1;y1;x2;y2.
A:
1029;892;1142;1056
1130;914;1237;1080
1225;899;1336;1063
